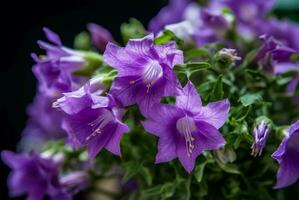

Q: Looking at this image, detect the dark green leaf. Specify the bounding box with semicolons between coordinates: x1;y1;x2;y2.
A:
239;93;262;107
211;75;224;100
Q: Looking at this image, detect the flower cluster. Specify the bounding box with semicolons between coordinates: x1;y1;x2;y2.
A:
3;0;299;199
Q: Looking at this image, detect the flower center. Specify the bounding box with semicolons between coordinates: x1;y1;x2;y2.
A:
86;109;114;141
176;116;196;157
142;60;163;92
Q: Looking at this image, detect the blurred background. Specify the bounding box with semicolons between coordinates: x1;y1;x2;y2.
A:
0;0;298;199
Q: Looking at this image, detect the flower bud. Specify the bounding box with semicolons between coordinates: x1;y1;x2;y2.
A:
251;121;270;156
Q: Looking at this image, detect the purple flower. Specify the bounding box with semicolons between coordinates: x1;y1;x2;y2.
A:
257;35;298;74
32;27;86;97
1;151;70;200
251;121;270;157
142;81;229;172
56;80;129;159
103;34;183;115
21;93;66;151
272;120;299;189
54;76;107;115
220;0;275;24
87;23;114;52
148;0;191;33
260;19;299;51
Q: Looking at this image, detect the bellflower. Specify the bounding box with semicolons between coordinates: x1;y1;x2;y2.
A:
32;27;86;97
56;80;129;158
257;35;298;74
220;0;275;24
87;23;114;52
272;120;299;189
53;76;107;115
103;34;183;115
251;121;270;157
260;19;299;51
148;0;191;33
21;93;66;151
1;151;70;200
142;81;229;172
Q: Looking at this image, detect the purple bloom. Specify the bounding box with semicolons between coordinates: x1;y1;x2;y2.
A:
256;35;298;74
148;0;191;33
272;120;299;189
258;19;299;51
56;81;129;159
21;93;66;151
87;23;114;52
103;34;183;115
33;27;86;97
1;151;70;200
251;121;270;157
54;76;107;115
142;81;229;172
219;0;275;24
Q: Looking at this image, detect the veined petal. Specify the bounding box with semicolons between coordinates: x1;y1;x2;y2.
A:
176;81;202;114
195;121;226;150
195;99;230;129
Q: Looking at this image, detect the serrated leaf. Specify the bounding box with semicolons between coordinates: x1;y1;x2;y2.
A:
239;93;262;107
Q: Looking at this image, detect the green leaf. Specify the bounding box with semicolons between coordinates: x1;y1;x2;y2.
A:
194;160;213;183
73;31;92;50
211;75;224;101
139;166;152;186
239;93;262;107
143;182;176;199
122;161;142;182
290;53;299;61
154;30;183;46
174;62;210;78
161;183;176;199
185;48;210;61
216;161;241;174
121;18;146;43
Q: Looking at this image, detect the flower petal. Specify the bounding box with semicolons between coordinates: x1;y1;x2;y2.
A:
195;121;226;150
195;99;230;129
105;122;129;156
43;27;62;46
176;81;202;114
155;136;177;163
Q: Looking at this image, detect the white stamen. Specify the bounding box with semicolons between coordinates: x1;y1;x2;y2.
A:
86;109;114;141
176;116;196;157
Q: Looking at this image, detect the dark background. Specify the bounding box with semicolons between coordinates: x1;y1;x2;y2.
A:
0;0;299;199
